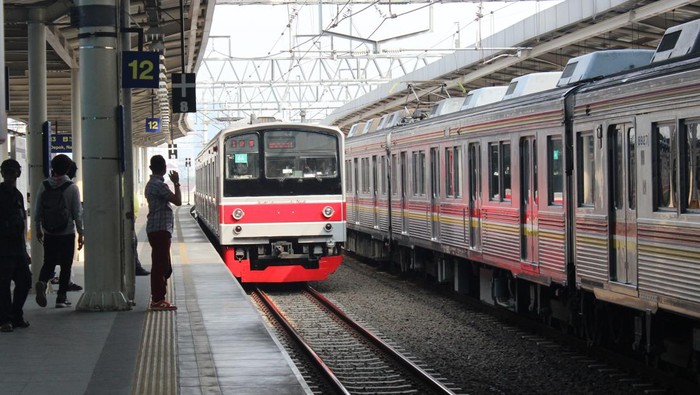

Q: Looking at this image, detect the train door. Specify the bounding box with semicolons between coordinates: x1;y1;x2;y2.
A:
372;155;379;228
520;137;539;263
468;143;482;250
400;151;408;233
430;147;440;239
353;158;359;223
608;123;637;285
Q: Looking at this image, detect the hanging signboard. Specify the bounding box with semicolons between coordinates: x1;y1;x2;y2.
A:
122;51;159;89
146;117;161;133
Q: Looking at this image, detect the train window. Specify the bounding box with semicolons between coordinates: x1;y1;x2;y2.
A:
353;158;359;193
391;154;399;196
224;133;260;180
489;144;499;200
445;146;462;198
612;126;624;210
488;142;511;202
345;160;352;191
577;132;596;207
682;120;700;212
653;122;678;211
263;130;338;179
361;157;370;193
547;137;563;205
628;127;636;210
380;155;387;195
412;150;426;196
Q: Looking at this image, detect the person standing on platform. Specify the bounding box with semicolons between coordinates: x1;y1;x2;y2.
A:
33;154;84;309
145;155;181;310
0;159;32;332
47;161;84;292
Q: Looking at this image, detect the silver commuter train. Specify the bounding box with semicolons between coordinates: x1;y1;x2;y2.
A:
345;19;700;375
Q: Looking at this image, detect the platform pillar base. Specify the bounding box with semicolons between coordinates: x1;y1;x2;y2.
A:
76;291;132;311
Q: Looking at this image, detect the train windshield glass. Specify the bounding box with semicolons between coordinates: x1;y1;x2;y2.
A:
264;130;338;179
224;133;260;180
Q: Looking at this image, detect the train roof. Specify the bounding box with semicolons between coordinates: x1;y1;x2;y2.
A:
556;49;654;87
461;86;508;110
502;71;562;101
652;18;700;63
429;97;465;118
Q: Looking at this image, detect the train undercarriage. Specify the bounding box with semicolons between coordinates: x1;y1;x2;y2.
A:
346;228;700;383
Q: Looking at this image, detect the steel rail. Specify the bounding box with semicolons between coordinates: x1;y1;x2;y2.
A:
253;289;350;395
306;286;456;395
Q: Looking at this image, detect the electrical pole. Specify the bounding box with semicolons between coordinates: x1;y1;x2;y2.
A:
185;157;191;205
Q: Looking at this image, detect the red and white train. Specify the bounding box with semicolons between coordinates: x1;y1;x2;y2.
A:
345;19;700;375
194;120;346;283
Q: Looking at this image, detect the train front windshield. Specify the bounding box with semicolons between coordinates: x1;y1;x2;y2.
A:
223;129;341;197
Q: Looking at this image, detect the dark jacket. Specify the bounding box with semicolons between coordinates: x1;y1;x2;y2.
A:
0;182;27;257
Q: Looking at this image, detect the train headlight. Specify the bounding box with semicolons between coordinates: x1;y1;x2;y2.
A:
324;223;333;232
322;206;334;218
232;208;245;221
233;225;242;234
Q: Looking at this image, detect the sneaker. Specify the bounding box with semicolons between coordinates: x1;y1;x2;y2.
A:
135;267;151;276
11;319;29;329
68;282;83;291
50;277;59;285
150;300;177;311
35;281;47;307
0;322;13;333
56;295;72;308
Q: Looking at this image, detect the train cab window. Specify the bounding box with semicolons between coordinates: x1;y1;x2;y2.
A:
577;132;596;207
488;142;511;202
683;120;700;211
412;150;426;196
445;146;462;198
264;130;338;179
547;137;564;206
224;133;260;180
653;122;678;210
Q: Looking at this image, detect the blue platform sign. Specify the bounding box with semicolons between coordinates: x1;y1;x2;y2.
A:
146;118;161;133
122;51;159;89
51;133;72;153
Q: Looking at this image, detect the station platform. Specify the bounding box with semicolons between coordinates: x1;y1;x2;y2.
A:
0;206;311;395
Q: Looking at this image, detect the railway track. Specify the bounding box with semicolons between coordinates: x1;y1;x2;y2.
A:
252;286;459;395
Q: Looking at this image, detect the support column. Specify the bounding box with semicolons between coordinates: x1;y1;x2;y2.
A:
0;0;7;162
71;68;82;192
71;67;84;263
121;0;135;303
75;0;129;311
28;9;46;284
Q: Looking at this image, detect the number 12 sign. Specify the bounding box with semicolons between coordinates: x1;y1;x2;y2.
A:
122;51;159;89
146;118;161;133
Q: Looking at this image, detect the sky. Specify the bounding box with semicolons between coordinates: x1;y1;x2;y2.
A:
206;1;563;59
176;1;563;177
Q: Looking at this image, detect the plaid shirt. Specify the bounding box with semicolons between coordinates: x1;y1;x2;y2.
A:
145;175;175;234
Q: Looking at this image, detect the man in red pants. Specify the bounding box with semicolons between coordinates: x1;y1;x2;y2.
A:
145;155;181;310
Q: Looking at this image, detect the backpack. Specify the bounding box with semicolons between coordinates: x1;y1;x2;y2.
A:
40;180;72;233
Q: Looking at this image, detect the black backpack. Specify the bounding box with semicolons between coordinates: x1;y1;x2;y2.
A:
41;180;72;233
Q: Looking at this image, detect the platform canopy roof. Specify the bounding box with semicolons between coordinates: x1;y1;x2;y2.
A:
4;0;214;146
